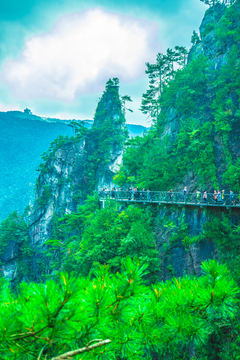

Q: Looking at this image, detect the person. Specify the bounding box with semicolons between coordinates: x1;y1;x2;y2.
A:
230;189;234;205
217;190;221;204
111;187;115;199
183;186;187;202
128;187;132;200
221;190;225;204
147;187;151;201
133;187;137;200
168;189;173;201
100;188;104;198
196;190;201;204
136;187;140;200
213;190;217;204
141;188;146;200
203;190;208;204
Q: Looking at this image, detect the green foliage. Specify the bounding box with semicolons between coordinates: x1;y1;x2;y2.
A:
0;211;30;266
140;47;188;122
116;1;240;192
202;213;240;284
191;30;200;45
0;211;33;284
0;258;238;359
37;185;52;207
56;200;159;285
36;135;75;177
202;22;215;37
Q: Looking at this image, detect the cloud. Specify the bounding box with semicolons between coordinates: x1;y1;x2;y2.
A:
0;102;20;112
1;8;161;102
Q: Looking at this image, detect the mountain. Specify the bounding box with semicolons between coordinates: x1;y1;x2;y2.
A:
1;3;240;358
0;110;147;220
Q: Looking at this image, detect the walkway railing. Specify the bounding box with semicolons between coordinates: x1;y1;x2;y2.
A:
98;190;240;208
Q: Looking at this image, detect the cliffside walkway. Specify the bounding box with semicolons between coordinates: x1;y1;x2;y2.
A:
99;190;240;209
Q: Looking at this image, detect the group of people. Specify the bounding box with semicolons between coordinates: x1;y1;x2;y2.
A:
178;187;240;205
100;187;152;201
100;186;240;206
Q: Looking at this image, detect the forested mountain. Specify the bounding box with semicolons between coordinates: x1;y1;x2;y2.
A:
0;1;240;359
0;111;146;220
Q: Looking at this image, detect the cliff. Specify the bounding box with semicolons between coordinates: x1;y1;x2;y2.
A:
26;82;127;281
110;1;240;281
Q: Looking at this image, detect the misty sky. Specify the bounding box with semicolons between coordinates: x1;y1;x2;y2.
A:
0;0;207;125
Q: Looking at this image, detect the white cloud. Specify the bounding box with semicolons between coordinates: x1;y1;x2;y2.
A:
1;8;161;102
0;102;20;112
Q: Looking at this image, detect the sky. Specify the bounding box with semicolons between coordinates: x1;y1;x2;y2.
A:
0;0;207;125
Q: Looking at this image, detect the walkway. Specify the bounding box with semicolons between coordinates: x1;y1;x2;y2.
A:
98;191;240;209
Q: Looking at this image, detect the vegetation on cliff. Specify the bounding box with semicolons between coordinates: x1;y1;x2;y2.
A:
0;1;240;359
114;0;240;192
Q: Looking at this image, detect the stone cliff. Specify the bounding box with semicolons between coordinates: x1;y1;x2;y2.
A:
1;82;127;281
155;1;240;281
165;1;240;192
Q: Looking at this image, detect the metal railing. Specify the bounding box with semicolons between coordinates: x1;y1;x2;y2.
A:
98;190;240;207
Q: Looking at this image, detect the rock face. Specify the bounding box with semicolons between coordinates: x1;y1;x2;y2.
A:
156;204;240;281
1;241;19;279
154;1;240;280
156;205;214;281
29;140;85;247
166;1;240;193
27;83;126;280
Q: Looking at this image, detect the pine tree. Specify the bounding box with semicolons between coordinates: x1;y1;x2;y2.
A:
191;30;200;45
140;53;168;122
121;95;133;117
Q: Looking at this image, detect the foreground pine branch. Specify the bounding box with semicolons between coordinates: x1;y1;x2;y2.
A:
50;339;111;360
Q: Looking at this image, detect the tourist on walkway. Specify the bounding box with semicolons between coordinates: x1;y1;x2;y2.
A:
230;189;234;205
133;187;137;200
221;190;225;204
213;190;217;204
136;187;140;200
141;188;146;200
147;188;151;201
183;186;187;202
203;190;208;204
217;190;221;204
196;190;201;204
168;189;173;201
128;187;132;200
111;188;115;199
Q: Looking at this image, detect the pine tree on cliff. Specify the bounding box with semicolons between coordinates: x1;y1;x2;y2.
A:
141;47;188;123
199;0;235;6
140;53;168;122
191;30;200;45
121;95;133;117
200;0;220;5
